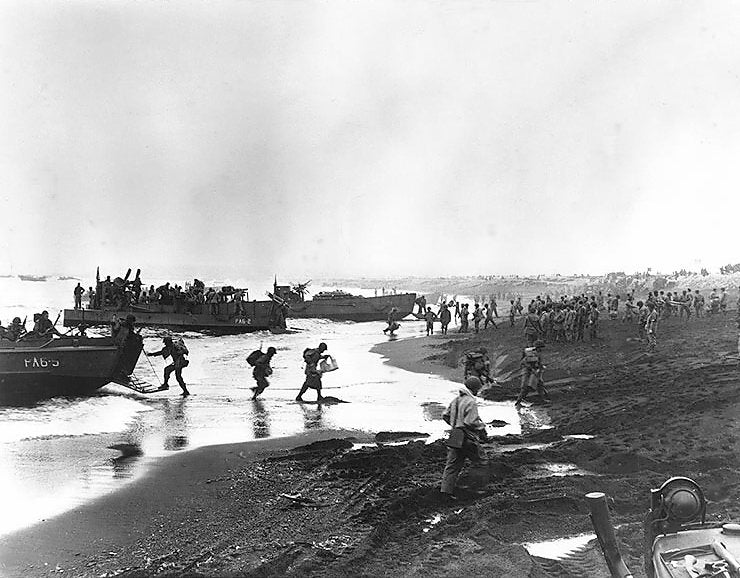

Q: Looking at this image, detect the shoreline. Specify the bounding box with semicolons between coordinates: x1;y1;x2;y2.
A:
0;429;370;577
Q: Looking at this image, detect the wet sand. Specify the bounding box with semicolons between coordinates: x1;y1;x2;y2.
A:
2;310;740;577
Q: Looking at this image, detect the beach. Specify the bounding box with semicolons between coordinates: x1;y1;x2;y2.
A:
2;308;740;577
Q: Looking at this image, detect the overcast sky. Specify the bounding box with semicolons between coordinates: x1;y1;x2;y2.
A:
1;1;739;281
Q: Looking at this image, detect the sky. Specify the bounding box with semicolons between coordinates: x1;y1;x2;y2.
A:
1;1;739;282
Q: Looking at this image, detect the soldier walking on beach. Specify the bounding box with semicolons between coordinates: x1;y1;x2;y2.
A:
472;304;483;333
440;376;488;500
439;303;452;335
424;307;437;336
720;288;728;315
483;303;497;330
523;307;542;346
458;304;470;333
588;302;600;340
251;347;277;400
509;300;516;327
147;336;190;396
296;342;329;402
645;302;659;353
515;340;549;406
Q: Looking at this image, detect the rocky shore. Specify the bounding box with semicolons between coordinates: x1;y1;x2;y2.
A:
2;309;739;577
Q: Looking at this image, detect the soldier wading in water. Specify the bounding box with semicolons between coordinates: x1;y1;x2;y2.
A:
147;336;190;396
296;342;330;402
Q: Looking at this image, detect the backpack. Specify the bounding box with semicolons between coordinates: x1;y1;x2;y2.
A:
246;349;263;366
172;337;189;356
523;347;539;365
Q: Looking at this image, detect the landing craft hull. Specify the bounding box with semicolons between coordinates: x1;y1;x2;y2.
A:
0;336;143;405
285;293;417;322
64;300;280;334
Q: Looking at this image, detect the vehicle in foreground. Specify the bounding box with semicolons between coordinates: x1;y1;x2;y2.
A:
0;331;144;404
589;476;740;578
272;280;416;322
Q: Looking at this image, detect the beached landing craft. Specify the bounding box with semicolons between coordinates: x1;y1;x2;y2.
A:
63;269;289;334
0;331;144;404
272;280;416;322
589;477;740;578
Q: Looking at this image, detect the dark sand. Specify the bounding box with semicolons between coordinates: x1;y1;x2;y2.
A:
3;310;740;577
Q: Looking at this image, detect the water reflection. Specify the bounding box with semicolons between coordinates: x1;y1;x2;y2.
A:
250;399;271;439
421;401;446;421
299;403;324;429
160;398;190;451
109;442;143;479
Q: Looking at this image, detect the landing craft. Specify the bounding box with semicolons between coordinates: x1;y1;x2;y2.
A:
0;330;143;404
63;270;289;335
272;279;416;322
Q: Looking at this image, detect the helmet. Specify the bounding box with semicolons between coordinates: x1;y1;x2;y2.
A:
267;346;277;354
12;317;20;324
464;376;482;393
318;342;327;351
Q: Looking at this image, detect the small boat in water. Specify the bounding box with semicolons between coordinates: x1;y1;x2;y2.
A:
18;275;48;282
0;331;144;403
272;280;416;322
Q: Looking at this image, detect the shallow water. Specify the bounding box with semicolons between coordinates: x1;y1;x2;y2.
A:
524;533;596;559
0;277;525;536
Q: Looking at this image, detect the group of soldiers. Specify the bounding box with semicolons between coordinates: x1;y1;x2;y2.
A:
440;286;736;499
85;271;252;315
0;311;62;341
146;334;333;404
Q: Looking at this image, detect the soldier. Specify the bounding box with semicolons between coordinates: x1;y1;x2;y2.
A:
523;307;542;346
472;304;483;333
3;317;26;341
383;307;400;335
645;302;659;353
588;302;600;340
720;288;728;315
73;283;84;310
440;376;488;500
147;336;190;396
296;342;329;402
515;340;549;406
637;300;648;342
694;290;705;317
463;347;492;386
251;347;277;400
439;303;452;335
424;306;437;336
509;300;516;327
483;303;497;330
709;288;720;314
35;310;62;337
458;304;469;333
